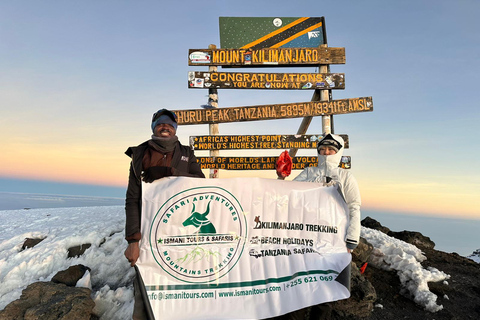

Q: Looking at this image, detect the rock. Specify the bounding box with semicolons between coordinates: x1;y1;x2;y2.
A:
361;217;391;234
0;281;95;320
51;264;91;287
428;280;453;296
352;237;373;267
67;243;91;258
270;262;377;320
99;230;122;247
387;230;436;250
21;237;46;251
329;262;377;319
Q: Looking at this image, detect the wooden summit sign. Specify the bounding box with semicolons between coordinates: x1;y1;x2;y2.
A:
188;71;345;90
173;97;372;125
188;47;345;67
196;156;351;170
190;134;349;150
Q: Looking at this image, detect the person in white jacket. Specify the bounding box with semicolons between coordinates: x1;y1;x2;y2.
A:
277;133;361;252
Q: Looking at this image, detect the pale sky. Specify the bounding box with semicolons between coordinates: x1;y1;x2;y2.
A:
0;0;479;219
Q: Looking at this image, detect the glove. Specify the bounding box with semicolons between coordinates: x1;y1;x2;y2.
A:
142;166;173;183
275;150;292;178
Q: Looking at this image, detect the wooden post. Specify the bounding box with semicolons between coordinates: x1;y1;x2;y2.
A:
288;44;330;158
208;44;219;179
321;64;332;135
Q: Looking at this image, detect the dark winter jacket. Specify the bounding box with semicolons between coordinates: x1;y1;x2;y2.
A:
124;140;205;243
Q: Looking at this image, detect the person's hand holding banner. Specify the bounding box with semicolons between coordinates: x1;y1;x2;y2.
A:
276;150;292;178
124;242;140;267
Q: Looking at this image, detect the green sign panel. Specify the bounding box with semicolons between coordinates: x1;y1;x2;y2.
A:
219;17;326;49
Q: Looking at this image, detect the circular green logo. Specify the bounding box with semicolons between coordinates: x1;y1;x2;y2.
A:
149;186;246;283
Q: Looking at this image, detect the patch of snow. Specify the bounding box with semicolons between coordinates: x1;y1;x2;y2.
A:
0;206;134;319
76;270;92;290
467;249;480;263
361;226;450;313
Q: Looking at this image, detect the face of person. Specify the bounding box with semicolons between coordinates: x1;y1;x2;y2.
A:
153;123;176;138
319;146;337;155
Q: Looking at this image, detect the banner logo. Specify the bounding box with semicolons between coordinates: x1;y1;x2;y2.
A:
149;187;246;283
182;201;217;234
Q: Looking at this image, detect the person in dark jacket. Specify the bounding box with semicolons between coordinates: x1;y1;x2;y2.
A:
124;108;204;319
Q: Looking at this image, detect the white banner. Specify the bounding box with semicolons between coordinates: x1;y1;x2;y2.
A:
137;177;351;320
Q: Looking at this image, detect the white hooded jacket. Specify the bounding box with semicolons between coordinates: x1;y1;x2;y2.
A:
293;134;361;249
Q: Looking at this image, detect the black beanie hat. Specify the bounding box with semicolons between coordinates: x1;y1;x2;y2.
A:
317;134;342;153
151;109;178;132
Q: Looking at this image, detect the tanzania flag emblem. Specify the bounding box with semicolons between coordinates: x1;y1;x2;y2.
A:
219;17;326;49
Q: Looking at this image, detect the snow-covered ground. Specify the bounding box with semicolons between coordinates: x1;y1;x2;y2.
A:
0;206;476;317
0;206;135;319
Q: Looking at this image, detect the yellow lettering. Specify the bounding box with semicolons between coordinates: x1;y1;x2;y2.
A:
219;51;226;63
270;49;278;62
252;50;259;63
305;49;312;61
299;49;306;62
212;51;220;63
285;49;292;62
232;50;240;63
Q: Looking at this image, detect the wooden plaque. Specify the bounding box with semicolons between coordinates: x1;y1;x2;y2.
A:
173;97;373;125
188;47;345;67
188;72;344;90
196;156;351;170
190;134;349;150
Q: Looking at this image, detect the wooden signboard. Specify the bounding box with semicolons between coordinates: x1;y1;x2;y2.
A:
188;47;345;67
196;156;351;170
190;134;349;150
188;71;345;90
219;17;326;49
173;97;372;125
